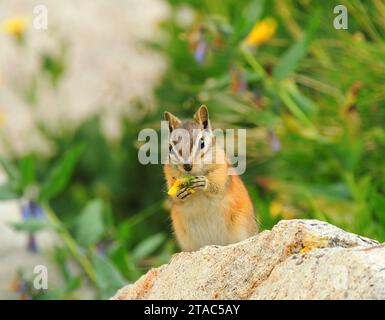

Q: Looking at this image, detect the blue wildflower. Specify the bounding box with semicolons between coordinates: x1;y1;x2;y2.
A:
268;131;281;152
21;201;46;252
194;40;206;64
27;234;38;253
96;239;112;255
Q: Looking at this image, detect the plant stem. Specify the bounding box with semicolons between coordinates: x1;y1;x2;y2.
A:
277;86;316;130
240;44;267;79
43;204;98;285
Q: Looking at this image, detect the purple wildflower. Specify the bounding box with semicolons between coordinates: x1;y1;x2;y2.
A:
268;131;281;152
21;201;46;252
96;239;113;255
194;40;206;64
27;234;38;253
21;205;31;220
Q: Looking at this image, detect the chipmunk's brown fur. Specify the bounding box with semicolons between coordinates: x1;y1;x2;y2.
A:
163;105;258;251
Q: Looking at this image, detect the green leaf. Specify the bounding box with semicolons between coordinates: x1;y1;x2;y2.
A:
74;199;105;247
12;218;53;233
0;156;20;182
132;233;166;261
233;0;265;41
277;87;315;128
92;252;127;295
286;82;319;116
0;183;19;200
42;54;65;86
19;155;35;189
53;247;72;283
273;11;320;80
39;144;84;201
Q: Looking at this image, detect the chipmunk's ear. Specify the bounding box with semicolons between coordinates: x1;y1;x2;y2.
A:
164;111;181;132
194;105;210;129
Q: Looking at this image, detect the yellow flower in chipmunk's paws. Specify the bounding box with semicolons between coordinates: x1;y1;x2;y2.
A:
244;17;277;47
167;176;196;196
2;16;28;37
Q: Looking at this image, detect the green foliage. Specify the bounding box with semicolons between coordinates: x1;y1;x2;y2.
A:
11;218;53;233
272;11;320;80
0;183;18;200
132;233;166;261
39;144;84;201
92;252;127;299
74;200;105;247
0;156;20;181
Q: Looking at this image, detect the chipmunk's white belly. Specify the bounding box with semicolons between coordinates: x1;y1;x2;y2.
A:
177;194;231;251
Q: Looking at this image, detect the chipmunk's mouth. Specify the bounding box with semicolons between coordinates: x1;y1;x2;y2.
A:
173;162;205;176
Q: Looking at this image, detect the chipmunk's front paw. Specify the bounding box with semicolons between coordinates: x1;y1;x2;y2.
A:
176;187;195;200
190;176;208;191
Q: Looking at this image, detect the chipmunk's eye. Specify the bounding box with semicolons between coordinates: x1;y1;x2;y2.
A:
200;137;205;149
169;144;173;152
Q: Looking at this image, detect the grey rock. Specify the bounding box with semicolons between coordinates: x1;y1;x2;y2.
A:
112;219;384;300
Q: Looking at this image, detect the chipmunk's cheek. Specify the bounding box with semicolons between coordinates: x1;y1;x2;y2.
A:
191;162;204;175
177;165;187;174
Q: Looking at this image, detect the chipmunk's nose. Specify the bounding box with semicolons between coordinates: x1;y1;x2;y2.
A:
183;164;192;172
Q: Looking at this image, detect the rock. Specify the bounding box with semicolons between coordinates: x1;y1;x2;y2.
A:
111;219;385;300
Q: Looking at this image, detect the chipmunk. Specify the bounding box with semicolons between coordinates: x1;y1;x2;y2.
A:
163;105;258;251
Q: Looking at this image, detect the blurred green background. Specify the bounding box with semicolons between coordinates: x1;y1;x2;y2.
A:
0;0;384;299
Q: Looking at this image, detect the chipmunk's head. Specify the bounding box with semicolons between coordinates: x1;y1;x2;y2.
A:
164;105;216;175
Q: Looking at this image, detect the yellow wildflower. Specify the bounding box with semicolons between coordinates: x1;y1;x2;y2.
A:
167;176;195;196
244;17;277;47
2;16;28;37
352;32;365;42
